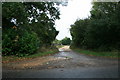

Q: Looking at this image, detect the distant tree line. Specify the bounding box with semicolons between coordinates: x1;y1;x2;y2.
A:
70;2;120;51
2;2;60;56
53;37;71;45
60;37;71;45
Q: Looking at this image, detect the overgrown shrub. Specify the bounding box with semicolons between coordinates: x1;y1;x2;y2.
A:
2;28;40;56
70;2;120;52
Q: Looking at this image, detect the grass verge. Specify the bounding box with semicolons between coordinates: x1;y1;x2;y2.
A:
2;50;58;63
73;48;119;59
56;45;64;48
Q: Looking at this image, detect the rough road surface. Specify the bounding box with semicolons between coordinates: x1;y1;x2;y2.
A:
3;46;118;78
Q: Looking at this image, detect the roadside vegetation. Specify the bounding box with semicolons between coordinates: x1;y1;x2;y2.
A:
2;2;60;58
70;2;120;58
60;37;71;45
2;48;58;63
73;49;119;58
56;45;64;48
53;37;71;48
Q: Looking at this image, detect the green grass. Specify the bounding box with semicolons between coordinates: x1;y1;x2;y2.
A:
73;49;119;58
2;50;58;63
26;50;57;58
56;45;64;48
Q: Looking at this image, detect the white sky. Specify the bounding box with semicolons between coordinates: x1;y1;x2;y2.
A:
55;0;93;40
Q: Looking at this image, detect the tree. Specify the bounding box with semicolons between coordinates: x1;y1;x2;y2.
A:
53;39;61;45
70;19;90;48
70;2;120;51
2;2;60;56
61;37;71;45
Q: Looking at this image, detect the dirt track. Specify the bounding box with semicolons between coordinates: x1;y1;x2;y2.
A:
3;46;118;70
3;46;118;78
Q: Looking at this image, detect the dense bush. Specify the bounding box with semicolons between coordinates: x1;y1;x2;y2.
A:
70;2;120;51
2;2;60;56
2;28;40;56
17;31;40;56
61;37;71;45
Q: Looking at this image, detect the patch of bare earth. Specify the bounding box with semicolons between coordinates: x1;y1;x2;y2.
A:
3;56;69;69
59;45;71;51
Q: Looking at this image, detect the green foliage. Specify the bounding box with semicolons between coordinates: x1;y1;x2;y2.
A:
61;37;71;45
2;28;40;57
53;39;61;45
74;49;119;58
17;31;40;56
70;19;89;48
31;22;59;46
2;2;60;56
70;2;120;51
